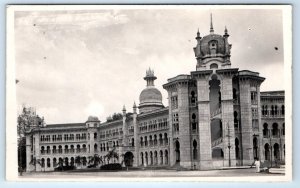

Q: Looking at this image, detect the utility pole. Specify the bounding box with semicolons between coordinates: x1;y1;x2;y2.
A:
226;123;231;167
269;129;272;167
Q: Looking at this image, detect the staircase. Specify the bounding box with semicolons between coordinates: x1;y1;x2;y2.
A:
269;165;285;174
211;137;223;149
211;108;222;120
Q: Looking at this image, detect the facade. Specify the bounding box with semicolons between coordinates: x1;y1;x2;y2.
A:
24;19;285;172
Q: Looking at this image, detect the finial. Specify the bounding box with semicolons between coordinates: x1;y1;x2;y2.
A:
224;26;229;37
122;105;126;111
210;13;214;34
133;101;136;108
196;28;200;37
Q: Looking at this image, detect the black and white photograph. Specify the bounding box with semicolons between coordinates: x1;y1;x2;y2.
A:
6;5;292;181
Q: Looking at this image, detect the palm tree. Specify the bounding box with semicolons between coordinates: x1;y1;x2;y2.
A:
29;157;42;172
88;154;102;167
75;156;82;168
105;148;119;164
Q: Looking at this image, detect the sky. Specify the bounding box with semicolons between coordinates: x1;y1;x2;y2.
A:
14;6;285;124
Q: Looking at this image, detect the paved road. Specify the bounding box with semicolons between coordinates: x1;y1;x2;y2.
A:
19;168;284;180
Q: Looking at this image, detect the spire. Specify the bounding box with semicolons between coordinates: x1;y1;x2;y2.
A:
122;105;126;114
210;13;214;34
224;26;229;37
133;101;137;114
196;28;201;39
144;67;157;87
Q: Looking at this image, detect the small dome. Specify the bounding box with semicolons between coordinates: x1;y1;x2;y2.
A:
87;116;99;122
200;34;226;56
139;86;163;105
138;68;164;113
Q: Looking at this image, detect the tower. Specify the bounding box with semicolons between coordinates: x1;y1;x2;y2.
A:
139;68;164;113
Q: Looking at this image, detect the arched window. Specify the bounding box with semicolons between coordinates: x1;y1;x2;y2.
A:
264;143;270;160
140;152;144;165
164;133;168;145
53;158;57;167
65;145;69;153
165;150;169;165
275;105;278;115
94;143;98;152
272;123;279;137
234;111;238;128
281;105;285;115
149;135;153;146
41;158;45;168
274;143;280;160
233;88;237;101
144;136;148;147
41;146;45;154
131;138;134;147
47;158;50;168
264;105;268;115
53;146;57;154
191;91;196;105
159;134;163;145
70;145;74;153
193;140;198;160
94;132;97;140
175;140;180;162
154;135;157;146
140;137;143;147
210;63;218;69
271;105;275;116
263;123;268;137
58;145;63;153
253;137;258;159
192;113;197;131
282;123;285;135
159;150;163;165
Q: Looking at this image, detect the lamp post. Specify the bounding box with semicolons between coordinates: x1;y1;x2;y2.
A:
226;123;231;167
269;129;272;167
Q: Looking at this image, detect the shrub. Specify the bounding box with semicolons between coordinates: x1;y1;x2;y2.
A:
100;163;122;170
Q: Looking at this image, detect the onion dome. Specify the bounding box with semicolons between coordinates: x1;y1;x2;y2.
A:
193;14;232;70
139;68;164;114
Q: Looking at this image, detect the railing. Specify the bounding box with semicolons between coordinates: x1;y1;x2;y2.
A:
211;108;222;119
211;137;223;148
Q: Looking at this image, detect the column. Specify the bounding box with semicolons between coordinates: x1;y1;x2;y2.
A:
197;77;212;170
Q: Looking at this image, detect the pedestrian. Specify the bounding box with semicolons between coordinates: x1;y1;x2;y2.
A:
254;158;260;173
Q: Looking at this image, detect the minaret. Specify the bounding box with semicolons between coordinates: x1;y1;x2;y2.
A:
210;13;214;34
122;105;128;147
144;68;157;87
223;26;231;64
132;102;139;167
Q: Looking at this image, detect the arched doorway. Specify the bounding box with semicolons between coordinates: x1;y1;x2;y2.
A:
175;140;180;163
140;152;144;166
253;137;258;159
124;151;134;167
193;140;198;160
264;143;270;160
235;138;240;159
274;143;280;160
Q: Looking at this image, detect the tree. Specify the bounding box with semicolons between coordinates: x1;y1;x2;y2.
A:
29;157;42;172
75;156;82;168
17;106;45;173
88;154;103;167
105;148;119;164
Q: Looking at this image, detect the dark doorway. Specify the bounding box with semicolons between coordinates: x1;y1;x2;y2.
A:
124;151;134;167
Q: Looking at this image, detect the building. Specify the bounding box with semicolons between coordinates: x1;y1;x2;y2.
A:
24;17;285;172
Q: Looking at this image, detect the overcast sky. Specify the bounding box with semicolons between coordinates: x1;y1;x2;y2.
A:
15;7;285;124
